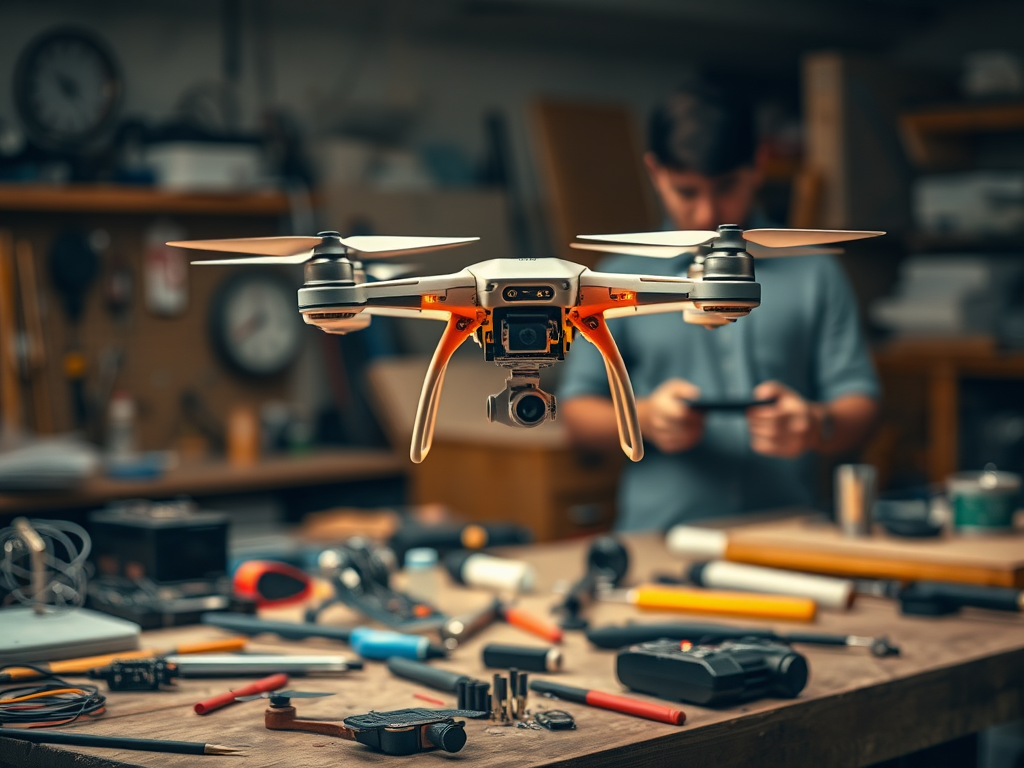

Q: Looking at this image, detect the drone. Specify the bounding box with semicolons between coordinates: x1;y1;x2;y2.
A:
170;225;882;463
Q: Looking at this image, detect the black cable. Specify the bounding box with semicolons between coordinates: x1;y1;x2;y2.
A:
0;665;106;726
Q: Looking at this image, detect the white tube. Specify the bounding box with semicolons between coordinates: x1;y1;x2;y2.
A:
665;525;728;560
694;560;855;610
461;554;536;593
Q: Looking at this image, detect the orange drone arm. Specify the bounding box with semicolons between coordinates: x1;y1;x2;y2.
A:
410;311;486;463
567;310;644;462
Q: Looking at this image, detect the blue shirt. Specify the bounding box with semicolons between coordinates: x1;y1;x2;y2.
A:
558;251;880;532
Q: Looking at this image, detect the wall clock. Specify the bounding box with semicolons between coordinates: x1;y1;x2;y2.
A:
14;27;122;152
209;271;304;377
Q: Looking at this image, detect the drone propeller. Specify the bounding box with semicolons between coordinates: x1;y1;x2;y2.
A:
236;690;335;703
570;242;844;259
169;232;479;266
578;226;883;250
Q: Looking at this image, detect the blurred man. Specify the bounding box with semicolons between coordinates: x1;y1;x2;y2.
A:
559;78;880;531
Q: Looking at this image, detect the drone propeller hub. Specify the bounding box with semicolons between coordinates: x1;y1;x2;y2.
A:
304;257;357;286
702;252;755;282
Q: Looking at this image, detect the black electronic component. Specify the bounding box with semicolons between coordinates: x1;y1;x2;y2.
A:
90;503;228;583
386;658;474;693
343;709;476;755
898;581;1023;616
616;639;808;706
534;709;576;731
472;681;491;713
557;536;630;630
388;523;532;562
482;643;562;673
88;659;178;691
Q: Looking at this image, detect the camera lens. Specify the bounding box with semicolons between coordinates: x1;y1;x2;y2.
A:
517;327;538;347
514;393;547;425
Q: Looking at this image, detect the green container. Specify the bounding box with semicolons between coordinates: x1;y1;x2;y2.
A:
947;470;1021;533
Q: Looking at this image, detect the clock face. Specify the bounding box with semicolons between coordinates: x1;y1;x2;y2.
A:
15;27;121;151
210;272;304;377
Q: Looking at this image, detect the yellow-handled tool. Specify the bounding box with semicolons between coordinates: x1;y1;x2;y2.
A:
605;584;817;622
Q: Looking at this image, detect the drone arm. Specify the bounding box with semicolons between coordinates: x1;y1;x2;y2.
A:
567;311;643;462
410;311;486;463
265;706;356;740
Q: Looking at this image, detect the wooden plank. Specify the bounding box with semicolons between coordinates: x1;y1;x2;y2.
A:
0;185;292;216
0;449;404;513
723;516;1024;586
16;533;1024;768
532;100;658;267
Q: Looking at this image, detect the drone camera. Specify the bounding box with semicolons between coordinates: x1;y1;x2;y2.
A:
487;382;556;428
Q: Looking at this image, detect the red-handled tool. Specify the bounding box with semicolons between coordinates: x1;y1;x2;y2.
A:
529;680;685;725
194;673;289;715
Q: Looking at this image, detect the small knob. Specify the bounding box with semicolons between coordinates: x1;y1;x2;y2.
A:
425;720;467;753
316;230;341;238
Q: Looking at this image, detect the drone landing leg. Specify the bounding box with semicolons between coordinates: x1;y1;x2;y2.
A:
568;311;644;462
410;312;485;463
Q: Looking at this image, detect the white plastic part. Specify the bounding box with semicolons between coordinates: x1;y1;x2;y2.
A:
665;525;728;560
698;560;855;610
461;553;536;593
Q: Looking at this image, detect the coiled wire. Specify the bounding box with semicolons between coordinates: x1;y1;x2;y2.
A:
0;519;91;609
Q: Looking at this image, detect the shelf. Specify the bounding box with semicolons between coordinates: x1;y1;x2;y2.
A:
899;102;1024;168
0;448;405;513
0;184;294;216
906;231;1024;253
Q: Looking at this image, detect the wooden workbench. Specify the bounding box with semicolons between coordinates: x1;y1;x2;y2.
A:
2;534;1022;768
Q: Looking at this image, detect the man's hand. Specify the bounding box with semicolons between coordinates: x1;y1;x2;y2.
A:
637;379;705;453
746;381;821;458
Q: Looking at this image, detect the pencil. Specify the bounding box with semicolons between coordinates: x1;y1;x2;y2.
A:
0;728;243;755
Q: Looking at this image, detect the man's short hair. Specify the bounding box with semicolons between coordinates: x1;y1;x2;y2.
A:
648;77;756;176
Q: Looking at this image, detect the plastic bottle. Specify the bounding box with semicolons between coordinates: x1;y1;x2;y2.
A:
404;547;440;606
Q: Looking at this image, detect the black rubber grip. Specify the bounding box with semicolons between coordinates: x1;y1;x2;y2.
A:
386;657;473;692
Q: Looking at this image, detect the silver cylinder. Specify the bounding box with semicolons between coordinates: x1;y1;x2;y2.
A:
835;464;877;536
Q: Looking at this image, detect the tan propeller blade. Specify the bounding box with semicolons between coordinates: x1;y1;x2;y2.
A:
570;242;695;259
743;228;884;248
578;230;720;248
340;235;478;257
171;234;479;265
572;242;841;259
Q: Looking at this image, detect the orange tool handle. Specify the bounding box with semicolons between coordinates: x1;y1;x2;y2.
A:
631;585;817;622
502;605;564;644
174;637;248;655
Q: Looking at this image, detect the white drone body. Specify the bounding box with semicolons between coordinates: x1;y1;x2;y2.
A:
171;225;881;464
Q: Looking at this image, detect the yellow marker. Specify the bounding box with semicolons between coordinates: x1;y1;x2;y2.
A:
611;584;817;623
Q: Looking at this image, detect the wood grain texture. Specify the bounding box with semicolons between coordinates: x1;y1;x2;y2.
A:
5;533;1023;768
723;515;1024;587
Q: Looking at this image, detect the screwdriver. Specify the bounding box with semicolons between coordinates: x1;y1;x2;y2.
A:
201;613;448;660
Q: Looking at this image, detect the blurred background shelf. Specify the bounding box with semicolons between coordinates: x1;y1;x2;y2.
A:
0;184;294;216
0;448;405;514
900;102;1024;168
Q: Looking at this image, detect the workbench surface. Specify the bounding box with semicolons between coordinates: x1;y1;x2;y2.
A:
2;533;1022;768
